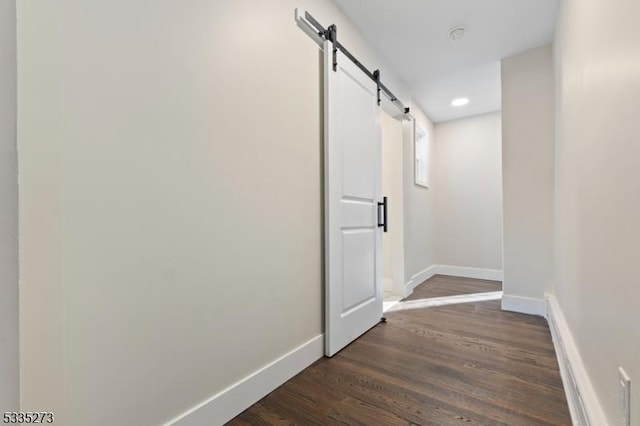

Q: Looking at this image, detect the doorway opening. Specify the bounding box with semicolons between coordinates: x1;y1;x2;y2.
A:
381;110;405;312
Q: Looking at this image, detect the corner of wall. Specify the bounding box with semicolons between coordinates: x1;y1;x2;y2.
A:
501;294;545;317
501;44;555;316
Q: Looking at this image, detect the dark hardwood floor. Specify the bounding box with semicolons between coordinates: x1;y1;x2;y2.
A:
228;276;571;425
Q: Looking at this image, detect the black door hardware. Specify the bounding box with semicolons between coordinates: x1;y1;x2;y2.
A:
378;197;388;233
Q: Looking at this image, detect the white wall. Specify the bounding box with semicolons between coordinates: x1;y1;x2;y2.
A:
381;112;405;294
16;1;425;425
0;0;18;413
434;112;503;271
501;45;555;311
402;108;437;289
554;0;640;423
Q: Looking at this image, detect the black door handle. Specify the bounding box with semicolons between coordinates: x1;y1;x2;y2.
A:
378;196;388;233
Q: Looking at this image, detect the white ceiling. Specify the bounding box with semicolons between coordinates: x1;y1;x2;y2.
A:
333;0;559;122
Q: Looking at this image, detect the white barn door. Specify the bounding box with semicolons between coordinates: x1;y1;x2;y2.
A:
324;41;384;357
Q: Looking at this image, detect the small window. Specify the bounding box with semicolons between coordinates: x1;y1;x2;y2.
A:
415;124;429;188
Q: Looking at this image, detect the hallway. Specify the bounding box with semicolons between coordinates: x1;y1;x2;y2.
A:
229;277;571;425
4;1;638;424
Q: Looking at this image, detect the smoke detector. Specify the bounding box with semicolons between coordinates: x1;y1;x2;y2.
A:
448;26;466;41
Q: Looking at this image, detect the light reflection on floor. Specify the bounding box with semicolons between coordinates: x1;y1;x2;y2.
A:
385;291;503;313
383;289;402;313
383;299;401;312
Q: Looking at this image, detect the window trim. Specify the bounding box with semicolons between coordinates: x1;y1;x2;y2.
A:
414;124;429;188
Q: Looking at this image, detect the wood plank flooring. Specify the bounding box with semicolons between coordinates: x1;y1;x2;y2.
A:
228;276;571;425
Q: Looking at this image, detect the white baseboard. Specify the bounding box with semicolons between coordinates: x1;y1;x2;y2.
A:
501;294;545;316
164;335;324;426
436;265;503;281
404;265;437;296
545;295;608;426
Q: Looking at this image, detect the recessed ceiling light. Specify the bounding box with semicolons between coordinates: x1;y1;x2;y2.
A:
448;26;466;41
451;98;469;107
